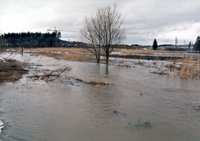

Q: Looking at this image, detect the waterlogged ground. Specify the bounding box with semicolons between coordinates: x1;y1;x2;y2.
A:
0;52;200;141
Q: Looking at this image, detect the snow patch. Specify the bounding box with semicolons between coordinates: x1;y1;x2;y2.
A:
0;120;3;133
110;52;126;55
52;52;62;54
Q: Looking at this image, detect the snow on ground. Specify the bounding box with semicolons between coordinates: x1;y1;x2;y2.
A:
109;56;183;76
0;120;3;133
110;52;126;55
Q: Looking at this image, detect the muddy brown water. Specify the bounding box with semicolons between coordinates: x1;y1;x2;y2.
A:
0;52;200;141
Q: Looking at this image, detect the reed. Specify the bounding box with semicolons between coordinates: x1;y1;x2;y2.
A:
0;59;28;82
178;58;200;79
167;57;200;79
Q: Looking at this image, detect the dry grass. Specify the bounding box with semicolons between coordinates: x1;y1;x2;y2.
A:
167;57;200;79
27;48;172;62
71;77;109;85
117;49;169;55
0;47;7;53
61;54;94;61
178;58;200;79
27;66;71;82
89;77;109;85
27;48;95;62
0;59;28;82
26;47;90;54
33;51;94;62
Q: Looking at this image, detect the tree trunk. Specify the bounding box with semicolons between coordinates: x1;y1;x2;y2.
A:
105;64;109;74
106;50;109;64
95;45;100;63
97;56;100;63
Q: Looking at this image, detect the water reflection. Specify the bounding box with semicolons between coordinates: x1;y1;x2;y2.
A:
105;64;109;75
83;85;123;121
94;63;109;75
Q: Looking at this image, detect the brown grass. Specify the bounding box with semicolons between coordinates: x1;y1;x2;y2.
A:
27;48;95;62
26;47;90;54
0;59;28;82
61;54;94;61
178;58;200;79
0;47;6;52
71;77;109;85
167;57;200;79
89;77;109;85
117;49;169;55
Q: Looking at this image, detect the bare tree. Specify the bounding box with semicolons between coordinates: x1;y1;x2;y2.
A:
80;4;126;64
80;17;102;63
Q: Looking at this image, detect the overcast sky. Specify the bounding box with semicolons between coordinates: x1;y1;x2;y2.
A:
0;0;200;45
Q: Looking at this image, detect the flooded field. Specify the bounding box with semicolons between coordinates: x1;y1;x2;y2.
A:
0;52;200;141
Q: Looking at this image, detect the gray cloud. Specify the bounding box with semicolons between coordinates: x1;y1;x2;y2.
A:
123;0;200;44
0;0;200;45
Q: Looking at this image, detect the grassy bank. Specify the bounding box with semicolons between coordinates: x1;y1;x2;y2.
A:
26;48;95;62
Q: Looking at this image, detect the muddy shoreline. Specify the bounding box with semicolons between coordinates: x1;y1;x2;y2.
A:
0;59;28;82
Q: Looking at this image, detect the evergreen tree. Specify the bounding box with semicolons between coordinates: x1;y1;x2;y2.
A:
188;41;191;51
0;32;62;48
193;36;200;51
152;39;158;50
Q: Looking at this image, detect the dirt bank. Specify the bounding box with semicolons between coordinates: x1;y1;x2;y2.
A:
0;59;28;82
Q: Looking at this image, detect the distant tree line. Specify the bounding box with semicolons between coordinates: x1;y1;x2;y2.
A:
0;32;61;48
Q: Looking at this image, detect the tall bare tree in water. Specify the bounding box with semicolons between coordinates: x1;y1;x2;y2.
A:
80;4;126;63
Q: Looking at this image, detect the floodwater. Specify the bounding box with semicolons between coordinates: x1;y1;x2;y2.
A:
0;52;200;141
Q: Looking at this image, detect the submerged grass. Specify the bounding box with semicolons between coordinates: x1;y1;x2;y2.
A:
5;47;200;79
71;77;109;85
167;57;200;79
26;48;90;54
89;77;109;85
0;59;28;82
27;66;71;82
178;58;200;79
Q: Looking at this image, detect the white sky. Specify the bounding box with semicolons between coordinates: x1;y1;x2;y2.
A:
0;0;200;45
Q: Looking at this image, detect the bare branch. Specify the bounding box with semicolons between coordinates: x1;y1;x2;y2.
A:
80;4;126;64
